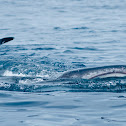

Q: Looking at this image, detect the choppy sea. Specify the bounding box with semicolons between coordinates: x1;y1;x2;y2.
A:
0;0;126;125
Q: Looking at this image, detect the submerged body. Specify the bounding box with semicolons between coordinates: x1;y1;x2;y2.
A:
59;65;126;79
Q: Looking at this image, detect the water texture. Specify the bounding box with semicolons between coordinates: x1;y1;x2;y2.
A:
0;0;126;125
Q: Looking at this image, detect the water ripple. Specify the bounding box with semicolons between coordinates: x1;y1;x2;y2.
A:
70;47;98;51
0;101;49;107
32;47;56;50
72;27;89;30
0;77;126;93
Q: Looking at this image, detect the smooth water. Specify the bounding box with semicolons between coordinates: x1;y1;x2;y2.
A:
0;0;126;125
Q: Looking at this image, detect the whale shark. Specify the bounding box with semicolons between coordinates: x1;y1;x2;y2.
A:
1;37;126;79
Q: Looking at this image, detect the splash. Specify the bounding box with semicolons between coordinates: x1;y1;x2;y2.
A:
3;70;28;77
3;70;49;78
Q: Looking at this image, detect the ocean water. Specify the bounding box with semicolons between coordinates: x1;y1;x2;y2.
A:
0;0;126;125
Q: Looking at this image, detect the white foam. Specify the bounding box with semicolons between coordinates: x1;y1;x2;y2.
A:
3;70;49;78
36;73;49;78
3;70;28;77
19;78;44;84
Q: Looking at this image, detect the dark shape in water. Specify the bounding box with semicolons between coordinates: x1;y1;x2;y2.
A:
0;37;14;45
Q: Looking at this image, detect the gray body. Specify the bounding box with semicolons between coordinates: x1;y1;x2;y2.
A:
59;65;126;79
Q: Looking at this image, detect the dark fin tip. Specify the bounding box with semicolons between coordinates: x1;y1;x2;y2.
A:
2;37;14;42
0;37;14;45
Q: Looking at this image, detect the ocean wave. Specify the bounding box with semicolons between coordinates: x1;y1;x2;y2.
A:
0;76;126;93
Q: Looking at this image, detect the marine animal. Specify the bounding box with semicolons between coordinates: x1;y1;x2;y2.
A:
1;37;126;79
59;65;126;79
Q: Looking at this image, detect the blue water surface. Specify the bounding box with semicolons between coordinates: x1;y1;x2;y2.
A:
0;0;126;125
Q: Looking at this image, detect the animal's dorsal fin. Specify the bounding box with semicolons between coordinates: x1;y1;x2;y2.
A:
0;37;14;45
